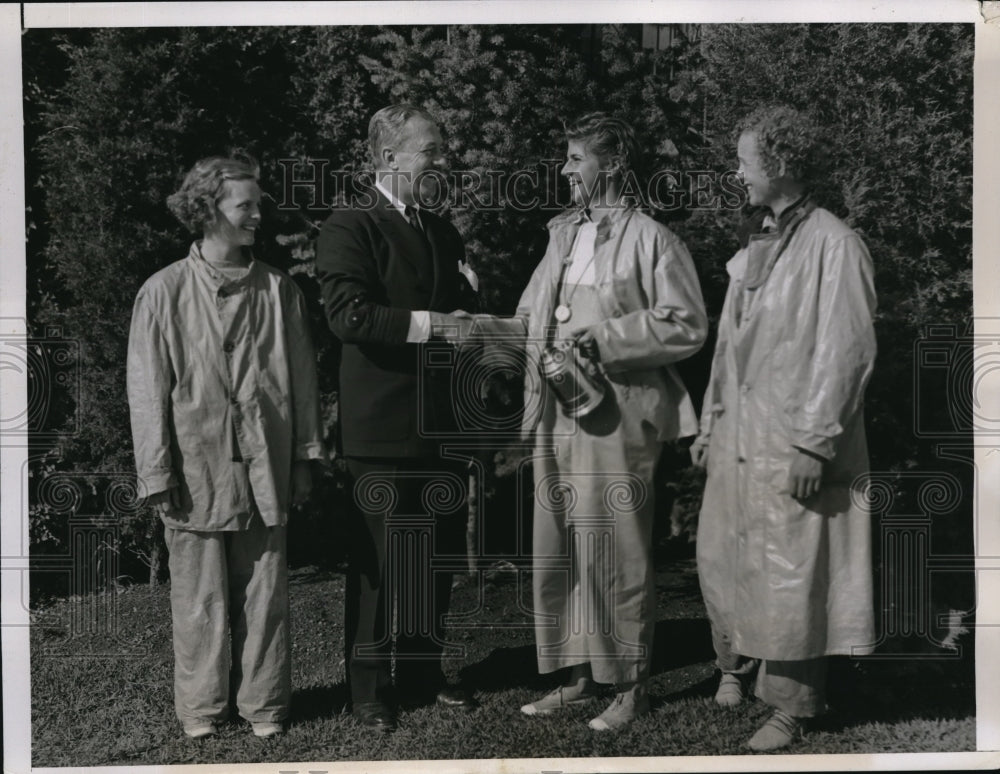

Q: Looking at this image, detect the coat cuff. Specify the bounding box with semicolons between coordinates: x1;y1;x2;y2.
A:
791;433;834;462
374;305;413;344
137;470;177;500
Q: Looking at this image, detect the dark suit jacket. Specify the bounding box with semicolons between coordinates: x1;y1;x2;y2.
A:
316;187;476;458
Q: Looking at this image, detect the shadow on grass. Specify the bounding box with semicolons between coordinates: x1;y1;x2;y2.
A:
458;644;543;691
458;616;716;693
653;673;719;707
650;617;715;675
821;652;975;728
291;682;351;723
288;566;346;586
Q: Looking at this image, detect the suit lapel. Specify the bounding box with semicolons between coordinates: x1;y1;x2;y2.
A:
367;188;434;283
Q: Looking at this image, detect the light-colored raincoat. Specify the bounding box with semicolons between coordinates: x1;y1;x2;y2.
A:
488;206;706;682
514;206;706;441
696;201;877;661
127;243;325;530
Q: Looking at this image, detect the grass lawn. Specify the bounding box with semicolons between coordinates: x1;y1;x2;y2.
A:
30;555;975;767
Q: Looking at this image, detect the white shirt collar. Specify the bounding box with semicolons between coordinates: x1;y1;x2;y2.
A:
374;177;418;220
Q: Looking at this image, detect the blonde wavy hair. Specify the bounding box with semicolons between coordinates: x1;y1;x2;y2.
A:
166;151;260;234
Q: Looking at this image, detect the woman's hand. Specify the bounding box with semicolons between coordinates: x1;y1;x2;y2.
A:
690;435;710;468
785;448;825;500
570;327;600;363
147;487;182;516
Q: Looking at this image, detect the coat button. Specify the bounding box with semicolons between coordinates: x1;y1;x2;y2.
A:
224;341;235;354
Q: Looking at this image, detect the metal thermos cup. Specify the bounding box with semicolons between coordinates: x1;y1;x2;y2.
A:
541;340;606;418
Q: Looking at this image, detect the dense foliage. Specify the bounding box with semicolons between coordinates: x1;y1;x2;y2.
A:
26;24;973;626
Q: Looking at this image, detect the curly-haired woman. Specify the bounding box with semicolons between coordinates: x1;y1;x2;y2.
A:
127;153;324;739
692;106;877;751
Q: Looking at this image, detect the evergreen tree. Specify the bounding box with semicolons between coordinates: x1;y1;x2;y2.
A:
26;23;973;597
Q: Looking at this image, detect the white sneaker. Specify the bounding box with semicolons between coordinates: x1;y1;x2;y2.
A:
183;721;217;739
251;721;284;738
521;679;599;716
588;683;650;731
747;710;803;751
714;672;747;707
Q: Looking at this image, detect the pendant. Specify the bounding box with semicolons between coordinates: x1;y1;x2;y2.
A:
554;304;572;323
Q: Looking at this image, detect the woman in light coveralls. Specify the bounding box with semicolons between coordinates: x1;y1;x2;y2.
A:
480;114;707;730
127;153;324;739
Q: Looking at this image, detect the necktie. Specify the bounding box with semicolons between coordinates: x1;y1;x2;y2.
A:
404;205;423;235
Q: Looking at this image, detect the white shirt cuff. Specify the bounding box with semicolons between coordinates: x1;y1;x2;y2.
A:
407;311;432;342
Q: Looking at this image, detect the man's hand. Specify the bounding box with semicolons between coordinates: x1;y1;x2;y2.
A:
147;487;182;516
430;310;474;346
570;327;600;363
786;448;825;500
690;435;710;468
290;460;313;508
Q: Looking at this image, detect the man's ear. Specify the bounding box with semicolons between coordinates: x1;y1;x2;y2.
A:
381;146;397;170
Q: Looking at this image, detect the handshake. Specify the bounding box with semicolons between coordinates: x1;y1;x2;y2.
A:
429;309;481;348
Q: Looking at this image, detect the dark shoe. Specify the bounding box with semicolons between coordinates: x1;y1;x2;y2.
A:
436;686;478;710
352;701;397;732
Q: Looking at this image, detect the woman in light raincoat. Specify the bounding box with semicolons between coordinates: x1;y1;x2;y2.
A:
477;113;706;730
127;153;324;739
692;106;877;751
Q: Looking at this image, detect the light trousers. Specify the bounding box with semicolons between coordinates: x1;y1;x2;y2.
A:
713;631;827;717
164;514;290;727
532;386;662;686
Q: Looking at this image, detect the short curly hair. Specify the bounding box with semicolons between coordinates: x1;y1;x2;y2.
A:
737;106;827;184
166;151;260;234
565;112;641;176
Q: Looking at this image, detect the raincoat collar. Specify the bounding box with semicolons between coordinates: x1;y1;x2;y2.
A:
736;194;815;248
742;195;817;291
187;241;256;288
763;193;814;234
565;201;637;247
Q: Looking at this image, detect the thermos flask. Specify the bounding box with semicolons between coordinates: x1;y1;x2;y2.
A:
540;340;606;418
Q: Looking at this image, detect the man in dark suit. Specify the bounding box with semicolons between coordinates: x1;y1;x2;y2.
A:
316;104;478;732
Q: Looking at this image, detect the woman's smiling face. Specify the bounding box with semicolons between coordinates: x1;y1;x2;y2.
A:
737;131;780;210
561;138;612;208
207;178;262;246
